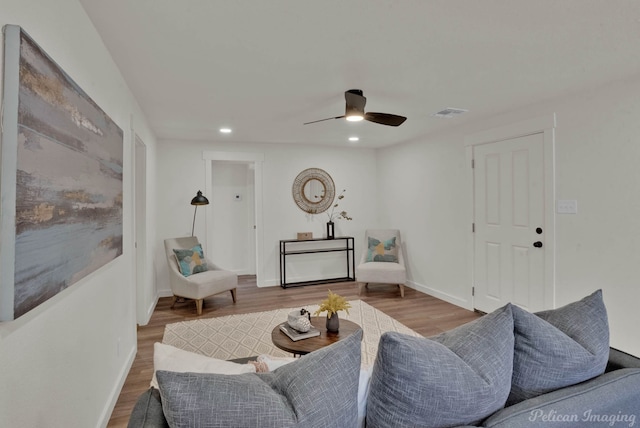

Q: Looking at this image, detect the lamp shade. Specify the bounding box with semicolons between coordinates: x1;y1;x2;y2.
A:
191;190;209;206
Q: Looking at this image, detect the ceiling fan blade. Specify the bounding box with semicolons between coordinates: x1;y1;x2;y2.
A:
303;115;345;125
345;89;366;112
364;112;407;127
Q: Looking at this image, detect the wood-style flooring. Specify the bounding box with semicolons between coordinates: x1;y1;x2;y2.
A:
107;277;481;427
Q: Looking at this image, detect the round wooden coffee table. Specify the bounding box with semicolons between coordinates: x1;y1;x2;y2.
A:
272;316;362;357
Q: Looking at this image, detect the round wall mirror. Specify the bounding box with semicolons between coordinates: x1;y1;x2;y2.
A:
292;168;335;214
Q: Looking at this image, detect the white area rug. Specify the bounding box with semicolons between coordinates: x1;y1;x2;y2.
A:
163;300;421;366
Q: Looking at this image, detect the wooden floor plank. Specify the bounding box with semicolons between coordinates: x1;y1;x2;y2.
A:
107;277;479;427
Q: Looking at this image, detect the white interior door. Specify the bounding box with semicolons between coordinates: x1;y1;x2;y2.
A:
473;132;546;313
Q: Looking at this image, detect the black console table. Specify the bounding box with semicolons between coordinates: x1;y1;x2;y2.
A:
279;237;355;288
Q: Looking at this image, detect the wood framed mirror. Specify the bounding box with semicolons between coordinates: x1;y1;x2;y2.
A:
292;168;335;214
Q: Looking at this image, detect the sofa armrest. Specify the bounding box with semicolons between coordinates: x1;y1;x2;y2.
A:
606;347;640;372
127;388;169;428
481;369;640;427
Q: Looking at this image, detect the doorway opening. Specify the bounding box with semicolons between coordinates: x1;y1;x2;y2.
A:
203;152;265;285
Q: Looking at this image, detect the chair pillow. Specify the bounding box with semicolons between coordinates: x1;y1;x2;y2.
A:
366;236;398;262
366;304;514;428
150;342;255;389
172;244;208;277
157;330;362;428
508;289;610;405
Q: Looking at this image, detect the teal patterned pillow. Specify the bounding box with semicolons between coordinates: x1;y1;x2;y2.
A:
173;244;208;277
366;237;398;262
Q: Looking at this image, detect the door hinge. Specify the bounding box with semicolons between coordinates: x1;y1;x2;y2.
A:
472;286;475;297
472;223;475;233
471;158;475;168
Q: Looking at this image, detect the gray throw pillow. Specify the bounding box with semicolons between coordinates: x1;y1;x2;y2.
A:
508;289;609;405
366;304;514;428
157;329;362;428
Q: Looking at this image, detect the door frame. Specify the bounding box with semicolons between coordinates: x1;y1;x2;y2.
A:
465;114;556;311
133;134;150;324
203;151;265;285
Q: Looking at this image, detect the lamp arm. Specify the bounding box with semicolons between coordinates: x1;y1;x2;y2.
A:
191;205;198;236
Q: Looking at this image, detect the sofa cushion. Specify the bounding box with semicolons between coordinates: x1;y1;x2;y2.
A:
366;236;398;262
157;329;362;428
508;289;610;405
484;368;640;428
172;244;208;276
366;304;514;428
150;342;255;389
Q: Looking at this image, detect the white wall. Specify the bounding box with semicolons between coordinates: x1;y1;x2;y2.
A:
155;140;378;291
0;1;157;426
377;74;640;356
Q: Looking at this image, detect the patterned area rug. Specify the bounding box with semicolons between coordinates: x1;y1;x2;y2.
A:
163;300;421;366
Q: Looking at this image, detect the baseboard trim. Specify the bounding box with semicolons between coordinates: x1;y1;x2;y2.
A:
157;289;173;298
138;294;159;326
99;344;137;428
406;280;473;311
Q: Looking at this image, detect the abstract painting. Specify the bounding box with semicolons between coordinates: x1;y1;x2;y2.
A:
0;26;123;320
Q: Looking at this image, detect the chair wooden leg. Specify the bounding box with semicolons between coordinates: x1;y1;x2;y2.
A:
358;283;364;295
195;299;203;315
170;295;178;309
398;284;405;298
230;288;237;303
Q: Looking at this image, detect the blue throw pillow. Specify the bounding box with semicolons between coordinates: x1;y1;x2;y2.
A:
508;289;609;405
157;330;362;428
172;244;208;277
366;236;398;262
366;304;514;428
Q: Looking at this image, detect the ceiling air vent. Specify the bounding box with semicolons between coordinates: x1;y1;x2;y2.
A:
431;108;469;118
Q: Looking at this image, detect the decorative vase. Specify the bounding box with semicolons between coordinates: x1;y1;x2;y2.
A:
326;312;339;333
326;221;335;239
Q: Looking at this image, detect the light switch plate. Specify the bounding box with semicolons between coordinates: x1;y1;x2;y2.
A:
557;199;578;214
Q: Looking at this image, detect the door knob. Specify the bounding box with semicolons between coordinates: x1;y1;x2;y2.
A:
533;241;543;248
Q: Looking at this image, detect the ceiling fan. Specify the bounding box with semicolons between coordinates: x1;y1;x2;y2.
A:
304;89;407;127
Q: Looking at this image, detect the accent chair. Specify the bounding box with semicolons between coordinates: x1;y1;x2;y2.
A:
164;236;237;315
356;229;406;298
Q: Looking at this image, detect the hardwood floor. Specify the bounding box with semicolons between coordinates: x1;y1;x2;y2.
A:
107;277;480;427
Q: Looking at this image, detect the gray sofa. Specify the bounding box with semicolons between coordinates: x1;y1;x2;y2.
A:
128;291;640;427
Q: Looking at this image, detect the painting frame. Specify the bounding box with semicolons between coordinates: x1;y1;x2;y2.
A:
0;25;124;321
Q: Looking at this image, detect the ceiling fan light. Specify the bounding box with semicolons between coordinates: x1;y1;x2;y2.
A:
346;114;364;122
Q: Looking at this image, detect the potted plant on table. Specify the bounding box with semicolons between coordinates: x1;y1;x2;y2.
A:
314;290;352;333
325;189;352;239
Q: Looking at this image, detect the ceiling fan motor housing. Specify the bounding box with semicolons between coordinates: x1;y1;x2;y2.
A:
345;89;366;117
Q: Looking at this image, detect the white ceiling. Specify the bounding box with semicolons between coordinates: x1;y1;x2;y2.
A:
79;0;640;148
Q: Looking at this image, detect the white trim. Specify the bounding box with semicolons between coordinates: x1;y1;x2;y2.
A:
202;152;266;286
464;114;556;147
405;281;473;311
99;344;137;428
465;114;556;310
465;145;475;309
202;151;265;162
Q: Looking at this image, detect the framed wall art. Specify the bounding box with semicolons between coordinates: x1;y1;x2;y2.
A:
0;25;123;320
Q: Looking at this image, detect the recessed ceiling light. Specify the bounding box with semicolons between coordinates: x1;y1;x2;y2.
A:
348;137;359;142
219;128;232;134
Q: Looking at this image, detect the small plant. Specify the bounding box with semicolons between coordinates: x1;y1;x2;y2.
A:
326;189;353;222
314;290;352;318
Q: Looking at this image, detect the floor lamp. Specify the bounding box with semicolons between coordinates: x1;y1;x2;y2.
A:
190;190;209;236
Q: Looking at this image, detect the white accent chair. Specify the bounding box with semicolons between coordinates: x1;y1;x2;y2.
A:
164;236;237;315
356;229;406;298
